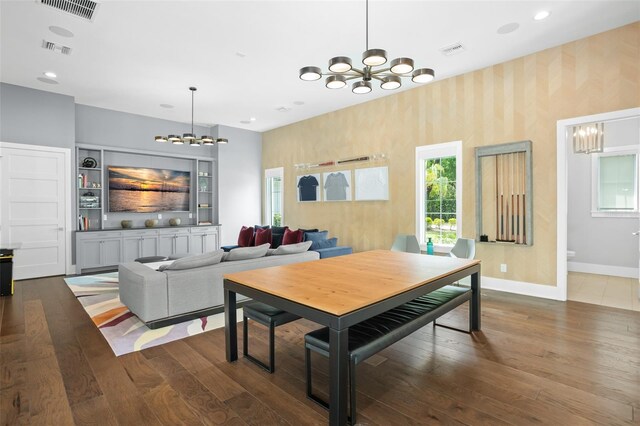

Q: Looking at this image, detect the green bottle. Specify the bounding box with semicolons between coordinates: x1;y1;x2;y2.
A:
426;238;434;255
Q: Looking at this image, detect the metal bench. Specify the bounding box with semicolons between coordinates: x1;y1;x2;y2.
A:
304;285;472;424
243;301;301;373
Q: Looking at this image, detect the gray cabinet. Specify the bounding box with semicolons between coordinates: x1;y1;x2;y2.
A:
158;228;191;256
190;226;219;254
76;231;122;271
123;231;159;262
75;226;220;273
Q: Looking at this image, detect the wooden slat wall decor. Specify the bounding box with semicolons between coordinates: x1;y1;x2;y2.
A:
262;23;640;286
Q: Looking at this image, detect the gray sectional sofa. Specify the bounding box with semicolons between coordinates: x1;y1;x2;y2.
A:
118;243;319;328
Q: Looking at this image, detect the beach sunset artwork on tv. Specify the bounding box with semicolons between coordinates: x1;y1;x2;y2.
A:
108;166;190;213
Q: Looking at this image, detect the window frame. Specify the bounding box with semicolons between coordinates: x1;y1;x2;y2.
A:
415;141;462;251
591;145;639;218
264;167;284;226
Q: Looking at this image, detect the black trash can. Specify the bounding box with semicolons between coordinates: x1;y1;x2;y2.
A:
0;248;14;297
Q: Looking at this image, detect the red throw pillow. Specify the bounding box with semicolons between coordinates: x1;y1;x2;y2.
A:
237;226;254;247
282;228;304;245
254;228;272;246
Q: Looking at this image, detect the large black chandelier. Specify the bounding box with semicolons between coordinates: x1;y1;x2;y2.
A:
154;87;228;146
298;0;435;94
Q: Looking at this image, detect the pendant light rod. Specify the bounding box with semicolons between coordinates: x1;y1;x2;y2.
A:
190;86;195;135
365;0;369;51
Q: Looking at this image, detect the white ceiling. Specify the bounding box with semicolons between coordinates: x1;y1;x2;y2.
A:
1;1;638;133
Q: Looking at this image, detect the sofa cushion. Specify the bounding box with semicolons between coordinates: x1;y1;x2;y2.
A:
314;237;338;250
237;226;254;247
254;224;270;231
282;228;304;245
270;226;289;248
254;228;272;246
224;243;270;261
304;231;329;249
159;249;224;271
315;246;353;259
272;241;312;255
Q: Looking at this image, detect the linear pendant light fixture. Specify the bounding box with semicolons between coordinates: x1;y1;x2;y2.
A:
299;0;435;94
154;87;228;146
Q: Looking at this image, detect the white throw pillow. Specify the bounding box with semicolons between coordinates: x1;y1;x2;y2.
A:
272;240;312;255
159;249;224;271
224;243;270;261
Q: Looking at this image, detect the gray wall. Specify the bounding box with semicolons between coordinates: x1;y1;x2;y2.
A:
0;83;75;149
568;117;640;268
217;125;263;246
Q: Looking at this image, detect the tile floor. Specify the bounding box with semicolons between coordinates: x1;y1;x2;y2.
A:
568;272;640;311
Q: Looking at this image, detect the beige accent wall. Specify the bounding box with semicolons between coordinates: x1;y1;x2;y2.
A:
262;23;640;287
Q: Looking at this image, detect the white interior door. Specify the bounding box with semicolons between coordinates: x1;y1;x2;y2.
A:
0;144;67;279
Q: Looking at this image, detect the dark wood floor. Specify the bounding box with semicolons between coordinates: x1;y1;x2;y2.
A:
1;276;639;425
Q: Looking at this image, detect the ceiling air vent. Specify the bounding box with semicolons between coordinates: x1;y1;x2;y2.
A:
38;0;99;22
440;43;465;57
42;40;72;55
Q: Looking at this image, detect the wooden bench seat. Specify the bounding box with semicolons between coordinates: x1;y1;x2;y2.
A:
304;285;472;424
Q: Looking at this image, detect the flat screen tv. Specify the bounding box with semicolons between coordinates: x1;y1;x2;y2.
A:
108;166;190;213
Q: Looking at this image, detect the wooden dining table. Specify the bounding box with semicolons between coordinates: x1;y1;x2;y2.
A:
223;249;481;425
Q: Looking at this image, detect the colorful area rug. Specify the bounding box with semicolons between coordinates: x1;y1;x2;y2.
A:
64;272;237;356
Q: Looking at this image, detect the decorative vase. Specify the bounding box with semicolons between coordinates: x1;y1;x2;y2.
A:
144;219;158;228
121;220;133;229
169;218;181;226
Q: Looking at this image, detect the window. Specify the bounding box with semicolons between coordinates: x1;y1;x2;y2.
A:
265;167;284;226
416;142;462;247
592;145;639;217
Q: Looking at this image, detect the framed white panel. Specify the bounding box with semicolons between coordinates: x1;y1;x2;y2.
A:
355;166;389;201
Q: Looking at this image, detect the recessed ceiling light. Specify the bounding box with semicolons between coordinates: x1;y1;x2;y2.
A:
236;52;246;58
276;106;291;112
534;10;551;21
250;117;256;122
293;101;305;106
497;22;520;35
43;71;57;78
160;104;174;109
240;120;251;124
37;77;58;85
49;25;74;38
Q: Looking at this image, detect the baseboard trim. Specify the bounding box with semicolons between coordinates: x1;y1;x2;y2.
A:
481;276;564;301
567;262;639;279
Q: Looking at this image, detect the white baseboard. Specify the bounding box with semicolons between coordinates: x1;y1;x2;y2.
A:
567;261;639;279
481;276;564;300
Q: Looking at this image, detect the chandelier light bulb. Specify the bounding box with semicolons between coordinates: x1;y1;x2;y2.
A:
381;76;401;90
390;57;414;74
412;68;435;83
155;136;168;143
183;133;196;141
328;56;352;73
362;48;387;66
299;66;322;81
352;80;372;94
189;140;201;147
216;138;229;144
326;75;347;89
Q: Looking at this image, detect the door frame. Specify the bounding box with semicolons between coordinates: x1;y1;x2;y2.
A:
0;141;73;276
556;107;640;301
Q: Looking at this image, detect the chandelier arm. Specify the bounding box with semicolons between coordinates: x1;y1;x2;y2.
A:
370;75;386;82
323;70;363;77
370;67;391;75
345;75;364;81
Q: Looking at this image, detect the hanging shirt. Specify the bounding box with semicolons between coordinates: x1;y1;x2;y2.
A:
324;172;350;201
298;175;319;201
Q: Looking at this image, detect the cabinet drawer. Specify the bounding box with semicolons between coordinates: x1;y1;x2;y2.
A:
191;226;218;234
78;231;122;239
158;228;190;236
